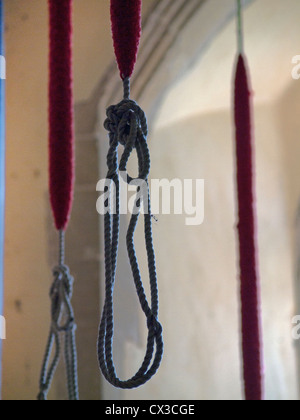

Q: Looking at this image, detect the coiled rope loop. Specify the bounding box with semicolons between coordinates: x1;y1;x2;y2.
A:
97;78;163;389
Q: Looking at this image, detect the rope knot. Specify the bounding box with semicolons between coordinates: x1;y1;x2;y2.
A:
37;391;46;401
104;99;151;182
104;99;148;149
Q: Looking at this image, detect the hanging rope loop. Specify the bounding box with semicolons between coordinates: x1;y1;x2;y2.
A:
98;78;163;390
104;100;148;148
38;233;79;401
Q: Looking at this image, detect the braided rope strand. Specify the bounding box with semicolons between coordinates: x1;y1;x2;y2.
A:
38;232;79;400
98;78;163;389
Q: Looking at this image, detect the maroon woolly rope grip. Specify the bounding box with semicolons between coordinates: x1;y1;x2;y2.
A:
234;54;264;401
49;0;74;231
110;0;142;80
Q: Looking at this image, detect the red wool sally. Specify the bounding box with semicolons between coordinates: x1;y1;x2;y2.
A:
49;0;74;231
110;0;142;79
234;54;263;401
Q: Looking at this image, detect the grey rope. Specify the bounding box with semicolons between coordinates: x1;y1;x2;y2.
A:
97;77;163;389
38;230;79;401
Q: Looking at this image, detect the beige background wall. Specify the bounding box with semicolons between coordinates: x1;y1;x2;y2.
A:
2;0;300;400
